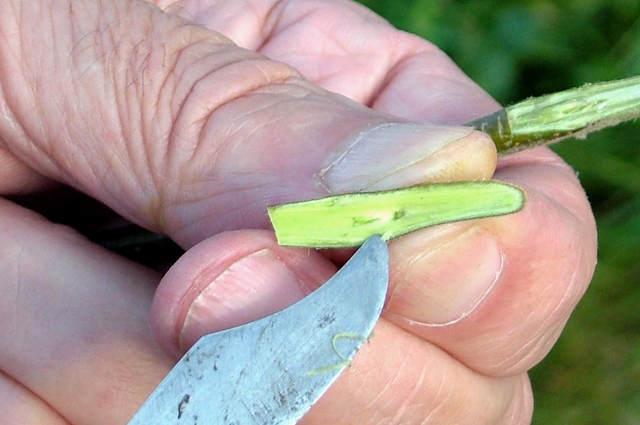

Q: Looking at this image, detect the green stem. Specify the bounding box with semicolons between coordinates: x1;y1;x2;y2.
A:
467;75;640;155
268;181;524;248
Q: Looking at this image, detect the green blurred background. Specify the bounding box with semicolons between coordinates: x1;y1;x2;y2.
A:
355;0;640;423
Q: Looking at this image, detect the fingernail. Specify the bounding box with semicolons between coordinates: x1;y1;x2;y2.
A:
388;226;503;325
179;249;309;349
317;123;490;193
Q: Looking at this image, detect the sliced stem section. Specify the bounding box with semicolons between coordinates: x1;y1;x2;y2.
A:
268;181;525;248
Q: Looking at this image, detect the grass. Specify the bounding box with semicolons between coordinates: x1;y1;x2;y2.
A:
356;0;640;423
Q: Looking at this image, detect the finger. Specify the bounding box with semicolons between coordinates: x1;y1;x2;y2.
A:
367;43;503;124
153;0;401;101
302;321;533;425
0;0;496;248
0;371;70;425
152;0;500;124
384;148;597;376
152;236;533;424
0;198;172;425
255;2;503;124
0;148;54;195
152;230;336;357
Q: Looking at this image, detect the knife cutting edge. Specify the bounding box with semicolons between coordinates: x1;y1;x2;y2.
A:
126;235;389;424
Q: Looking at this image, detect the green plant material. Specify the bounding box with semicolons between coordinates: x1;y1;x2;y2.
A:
271;76;640;249
307;332;369;376
467;75;640;155
268;181;524;248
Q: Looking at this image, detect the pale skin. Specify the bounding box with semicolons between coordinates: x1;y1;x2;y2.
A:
0;0;597;424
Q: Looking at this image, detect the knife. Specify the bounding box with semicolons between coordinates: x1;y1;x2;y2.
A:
126;235;389;424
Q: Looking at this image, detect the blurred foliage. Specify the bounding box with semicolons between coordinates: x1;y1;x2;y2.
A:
356;0;640;423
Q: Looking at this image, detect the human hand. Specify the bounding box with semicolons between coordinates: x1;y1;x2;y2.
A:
0;1;596;424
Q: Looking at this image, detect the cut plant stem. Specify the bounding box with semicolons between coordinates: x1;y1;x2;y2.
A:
268;181;525;248
467;75;640;155
270;76;640;248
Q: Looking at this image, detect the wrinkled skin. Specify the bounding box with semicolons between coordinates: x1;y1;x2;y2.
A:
0;1;596;424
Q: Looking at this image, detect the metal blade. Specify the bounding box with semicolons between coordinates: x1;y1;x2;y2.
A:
127;235;389;425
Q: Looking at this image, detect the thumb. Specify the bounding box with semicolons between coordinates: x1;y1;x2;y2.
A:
0;0;496;248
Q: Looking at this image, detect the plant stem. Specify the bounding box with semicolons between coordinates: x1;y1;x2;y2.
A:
467;75;640;155
268;181;524;248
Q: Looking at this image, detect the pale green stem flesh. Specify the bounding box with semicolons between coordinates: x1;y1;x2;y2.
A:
268;181;525;248
467;75;640;155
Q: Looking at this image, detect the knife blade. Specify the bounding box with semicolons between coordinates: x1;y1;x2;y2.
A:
126;235;389;425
